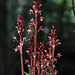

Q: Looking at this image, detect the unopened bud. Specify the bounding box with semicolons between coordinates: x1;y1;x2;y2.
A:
13;37;17;40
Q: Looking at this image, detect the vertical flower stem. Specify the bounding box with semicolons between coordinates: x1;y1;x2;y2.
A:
49;48;51;75
38;63;40;75
37;53;40;75
20;35;24;75
38;56;40;75
41;52;43;75
52;37;55;75
33;7;38;75
30;54;32;75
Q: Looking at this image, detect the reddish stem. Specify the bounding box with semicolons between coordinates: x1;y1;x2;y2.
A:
30;54;32;75
33;3;38;75
52;37;55;75
49;48;51;75
41;52;43;75
20;35;24;75
38;56;40;75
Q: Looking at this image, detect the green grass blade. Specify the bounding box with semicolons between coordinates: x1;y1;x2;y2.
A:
24;71;30;75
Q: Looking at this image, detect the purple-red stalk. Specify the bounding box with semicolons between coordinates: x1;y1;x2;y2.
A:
33;1;38;75
20;35;24;75
13;15;26;75
24;0;62;75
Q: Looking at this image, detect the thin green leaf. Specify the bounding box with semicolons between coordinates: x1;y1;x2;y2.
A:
24;71;30;75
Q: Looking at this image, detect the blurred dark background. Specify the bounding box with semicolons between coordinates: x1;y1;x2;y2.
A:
0;0;75;75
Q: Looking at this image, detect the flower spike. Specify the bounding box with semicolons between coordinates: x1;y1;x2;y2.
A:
13;15;27;75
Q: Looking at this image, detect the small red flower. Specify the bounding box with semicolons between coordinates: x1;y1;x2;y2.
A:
27;28;32;34
40;16;44;22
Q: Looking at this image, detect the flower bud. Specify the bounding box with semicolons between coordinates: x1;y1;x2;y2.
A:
40;16;44;22
54;70;58;75
13;37;17;40
26;50;30;55
57;53;62;58
25;59;29;64
27;28;32;34
23;37;27;41
32;5;36;9
38;4;43;8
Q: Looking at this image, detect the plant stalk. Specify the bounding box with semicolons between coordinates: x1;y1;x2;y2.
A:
33;10;38;75
20;35;24;75
41;52;43;75
38;55;40;75
49;48;51;75
30;55;32;75
52;37;55;75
